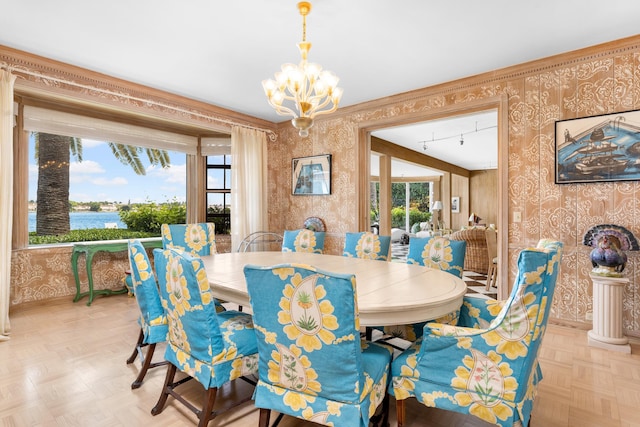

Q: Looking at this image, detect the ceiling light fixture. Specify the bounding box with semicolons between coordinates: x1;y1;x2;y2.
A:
262;2;343;137
417;122;496;149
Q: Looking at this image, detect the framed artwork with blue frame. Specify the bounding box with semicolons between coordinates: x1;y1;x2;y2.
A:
555;109;640;184
292;154;331;195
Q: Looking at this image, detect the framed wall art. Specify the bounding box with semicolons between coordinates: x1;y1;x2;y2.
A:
451;196;460;213
292;154;332;195
555;109;640;184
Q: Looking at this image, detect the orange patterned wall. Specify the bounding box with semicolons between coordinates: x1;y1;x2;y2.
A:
268;36;640;335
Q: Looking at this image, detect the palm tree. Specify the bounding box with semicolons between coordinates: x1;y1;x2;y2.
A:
34;132;169;235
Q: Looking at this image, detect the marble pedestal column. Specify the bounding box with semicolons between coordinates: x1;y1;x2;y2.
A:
588;273;631;353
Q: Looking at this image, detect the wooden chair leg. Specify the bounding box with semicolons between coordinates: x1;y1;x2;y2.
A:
151;363;177;416
258;408;271;427
198;387;218;427
126;329;144;364
396;398;406;427
131;343;156;389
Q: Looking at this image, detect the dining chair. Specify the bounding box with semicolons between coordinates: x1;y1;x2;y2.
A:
390;239;563;427
151;247;259;427
406;236;466;278
161;222;217;256
377;236;467;342
161;222;227;312
125;239;169;389
342;231;391;261
236;231;284;252
243;263;393;427
281;228;326;253
485;228;498;290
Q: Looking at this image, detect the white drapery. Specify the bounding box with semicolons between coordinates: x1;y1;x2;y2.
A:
230;126;268;251
0;70;16;341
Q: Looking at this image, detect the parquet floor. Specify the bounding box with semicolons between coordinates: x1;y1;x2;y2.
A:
2;295;640;426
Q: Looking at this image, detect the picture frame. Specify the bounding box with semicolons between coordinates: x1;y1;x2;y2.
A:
451;196;460;213
555;109;640;184
292;154;332;195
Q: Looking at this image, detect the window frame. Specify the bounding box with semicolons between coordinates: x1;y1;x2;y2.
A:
205;154;232;235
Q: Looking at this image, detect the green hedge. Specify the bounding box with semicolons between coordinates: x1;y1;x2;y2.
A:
391;207;431;228
119;201;186;234
28;228;156;245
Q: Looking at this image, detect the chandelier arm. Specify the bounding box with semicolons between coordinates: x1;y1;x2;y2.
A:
310;105;338;117
267;101;298;118
307;94;334;113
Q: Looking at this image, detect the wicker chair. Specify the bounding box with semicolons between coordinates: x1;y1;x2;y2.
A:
449;227;490;275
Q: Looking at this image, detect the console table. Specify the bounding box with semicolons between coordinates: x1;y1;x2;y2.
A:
72;237;162;306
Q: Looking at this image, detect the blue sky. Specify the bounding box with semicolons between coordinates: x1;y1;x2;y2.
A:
28;137;188;204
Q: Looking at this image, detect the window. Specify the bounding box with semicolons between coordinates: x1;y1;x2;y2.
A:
206;155;231;234
28;132;186;242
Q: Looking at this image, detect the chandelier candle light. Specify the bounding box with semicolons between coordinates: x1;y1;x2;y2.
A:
262;2;343;137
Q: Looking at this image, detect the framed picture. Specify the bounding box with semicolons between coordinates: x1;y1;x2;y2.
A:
292;154;332;195
451;196;460;213
555;109;640;184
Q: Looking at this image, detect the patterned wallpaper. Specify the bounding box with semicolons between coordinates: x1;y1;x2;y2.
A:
8;37;640;337
268;38;640;336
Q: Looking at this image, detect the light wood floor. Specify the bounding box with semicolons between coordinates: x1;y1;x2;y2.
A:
3;295;640;427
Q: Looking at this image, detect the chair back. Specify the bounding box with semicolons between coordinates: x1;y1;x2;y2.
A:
342;231;391;261
236;231;283;252
485;228;497;260
392;240;563;427
282;229;325;253
161;223;217;256
127;239;167;344
153;247;257;388
406;236;466;278
244;263;390;425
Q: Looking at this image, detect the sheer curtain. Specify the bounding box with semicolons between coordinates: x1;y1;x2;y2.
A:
0;70;16;341
230;126;268;251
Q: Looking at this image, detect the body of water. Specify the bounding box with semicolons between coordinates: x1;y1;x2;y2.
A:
28;211;126;232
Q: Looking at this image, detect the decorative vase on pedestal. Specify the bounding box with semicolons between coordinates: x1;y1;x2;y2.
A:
583;224;639;277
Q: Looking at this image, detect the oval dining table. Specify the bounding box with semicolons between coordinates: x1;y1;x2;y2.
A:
200;251;467;327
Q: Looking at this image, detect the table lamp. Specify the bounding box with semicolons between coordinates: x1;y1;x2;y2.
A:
431;200;443;231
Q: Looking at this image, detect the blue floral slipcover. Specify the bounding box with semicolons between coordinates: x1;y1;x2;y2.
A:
390;240;563;427
243;263;393;426
406;236;466;278
282;229;326;254
161;222;227;311
128;240;168;345
126;239;169;388
153;248;258;389
342;232;391;261
161;222;217;256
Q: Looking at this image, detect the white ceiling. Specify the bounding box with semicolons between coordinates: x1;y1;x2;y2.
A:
2;0;639;174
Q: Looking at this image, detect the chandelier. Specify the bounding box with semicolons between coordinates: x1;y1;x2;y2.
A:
262;1;343;137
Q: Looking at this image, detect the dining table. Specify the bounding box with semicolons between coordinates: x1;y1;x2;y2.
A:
201;251;467;327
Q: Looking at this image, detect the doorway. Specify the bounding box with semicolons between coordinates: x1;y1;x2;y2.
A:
357;95;509;299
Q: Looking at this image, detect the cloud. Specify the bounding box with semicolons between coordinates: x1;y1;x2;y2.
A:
71;160;105;174
91;177;128;186
147;163;186;185
79;139;106;148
